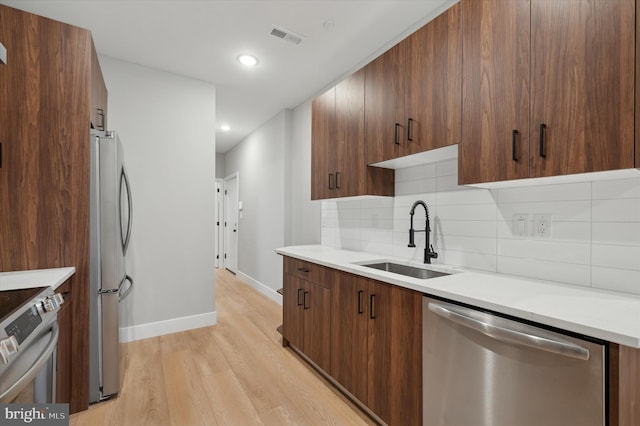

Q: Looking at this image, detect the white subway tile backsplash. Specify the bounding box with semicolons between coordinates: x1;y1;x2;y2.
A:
497;256;591;287
438;204;496;221
592;177;640;199
498;238;590;265
439;220;497;238
319;158;640;295
592;198;640;222
591;244;640;271
591;266;640;295
592;222;640;246
436;158;457;177
498;182;590;203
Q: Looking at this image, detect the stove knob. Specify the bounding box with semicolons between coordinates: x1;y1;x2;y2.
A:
0;335;19;365
43;293;64;312
34;300;46;315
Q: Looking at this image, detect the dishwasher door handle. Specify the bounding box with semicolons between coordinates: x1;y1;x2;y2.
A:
428;303;590;361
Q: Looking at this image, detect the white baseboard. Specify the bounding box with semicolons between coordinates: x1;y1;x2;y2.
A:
236;271;283;305
119;311;217;343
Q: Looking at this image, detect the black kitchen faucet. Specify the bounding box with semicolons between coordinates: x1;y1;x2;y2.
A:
408;200;438;264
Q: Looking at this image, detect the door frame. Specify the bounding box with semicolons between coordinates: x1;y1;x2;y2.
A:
223;172;239;274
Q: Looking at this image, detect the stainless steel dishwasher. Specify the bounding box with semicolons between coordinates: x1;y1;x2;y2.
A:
423;297;605;426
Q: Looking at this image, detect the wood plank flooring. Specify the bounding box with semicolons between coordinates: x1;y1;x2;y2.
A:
70;269;375;426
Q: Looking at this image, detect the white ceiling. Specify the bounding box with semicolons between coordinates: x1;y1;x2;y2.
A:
2;0;456;153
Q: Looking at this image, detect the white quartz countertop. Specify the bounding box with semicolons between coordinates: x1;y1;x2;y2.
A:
0;267;76;291
276;245;640;348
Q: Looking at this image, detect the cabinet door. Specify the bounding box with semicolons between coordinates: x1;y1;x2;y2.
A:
459;0;531;184
367;280;422;426
404;2;462;155
282;274;305;349
302;280;331;372
335;68;365;197
364;44;405;164
90;40;107;131
330;271;369;403
530;0;634;177
311;87;336;200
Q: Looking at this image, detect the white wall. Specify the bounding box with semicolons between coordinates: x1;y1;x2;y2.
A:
100;56;216;340
290;101;321;245
321;159;640;295
215;153;226;179
224;110;290;298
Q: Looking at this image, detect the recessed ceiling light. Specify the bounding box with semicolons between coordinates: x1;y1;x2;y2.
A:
237;54;258;67
220;124;231;132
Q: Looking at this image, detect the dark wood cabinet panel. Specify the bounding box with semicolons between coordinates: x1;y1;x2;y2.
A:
90;39;108;131
0;4;105;413
283;274;305;349
404;2;462;156
282;272;331;372
311;68;394;200
459;0;530;184
609;344;640;426
364;44;404;164
460;0;635;184
366;4;461;164
530;0;635;177
311;86;335;200
367;280;422;426
330;271;369;403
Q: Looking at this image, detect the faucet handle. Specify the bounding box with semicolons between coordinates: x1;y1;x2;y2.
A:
428;245;438;258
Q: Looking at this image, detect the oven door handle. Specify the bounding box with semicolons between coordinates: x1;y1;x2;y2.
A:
0;322;59;402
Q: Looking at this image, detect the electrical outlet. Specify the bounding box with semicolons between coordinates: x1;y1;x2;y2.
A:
533;214;552;239
512;214;529;237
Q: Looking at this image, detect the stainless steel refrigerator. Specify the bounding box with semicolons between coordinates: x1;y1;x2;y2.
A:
89;129;134;403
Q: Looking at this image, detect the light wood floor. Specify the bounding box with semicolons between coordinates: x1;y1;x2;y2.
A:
70;268;375;426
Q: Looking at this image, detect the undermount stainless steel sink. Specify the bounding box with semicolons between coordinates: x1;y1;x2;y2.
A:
361;262;450;280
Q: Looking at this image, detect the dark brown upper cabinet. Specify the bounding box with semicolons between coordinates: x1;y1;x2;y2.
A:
311;68;394;200
365;3;462;164
460;0;635;185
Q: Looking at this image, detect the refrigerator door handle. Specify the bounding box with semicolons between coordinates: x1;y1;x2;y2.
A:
120;165;133;255
118;275;134;302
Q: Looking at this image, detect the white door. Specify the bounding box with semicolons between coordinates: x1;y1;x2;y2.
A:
223;173;238;274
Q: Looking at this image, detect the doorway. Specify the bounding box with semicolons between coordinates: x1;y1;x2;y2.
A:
223;172;239;274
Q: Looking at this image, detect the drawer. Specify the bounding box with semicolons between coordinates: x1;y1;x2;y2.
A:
284;256;327;286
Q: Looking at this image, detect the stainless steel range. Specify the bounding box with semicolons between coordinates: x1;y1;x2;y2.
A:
0;286;64;403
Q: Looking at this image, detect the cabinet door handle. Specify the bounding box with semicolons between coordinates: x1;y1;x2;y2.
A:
512;129;518;161
328;173;334;190
297;288;304;306
97;108;105;131
370;294;376;319
539;123;546;158
0;142;2;169
357;290;364;314
303;291;310;309
335;172;340;189
407;118;414;142
394;123;400;145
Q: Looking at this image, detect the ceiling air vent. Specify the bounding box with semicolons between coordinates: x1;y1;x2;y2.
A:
270;25;304;45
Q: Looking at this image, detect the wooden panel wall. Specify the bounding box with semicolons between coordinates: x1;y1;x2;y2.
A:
0;4;92;413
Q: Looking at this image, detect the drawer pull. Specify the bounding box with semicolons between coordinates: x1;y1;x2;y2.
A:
297;267;310;273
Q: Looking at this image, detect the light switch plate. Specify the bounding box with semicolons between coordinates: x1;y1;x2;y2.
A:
0;42;6;64
512;214;528;237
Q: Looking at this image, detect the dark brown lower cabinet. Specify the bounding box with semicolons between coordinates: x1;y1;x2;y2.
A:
609;344;640;425
329;272;422;425
282;273;331;372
